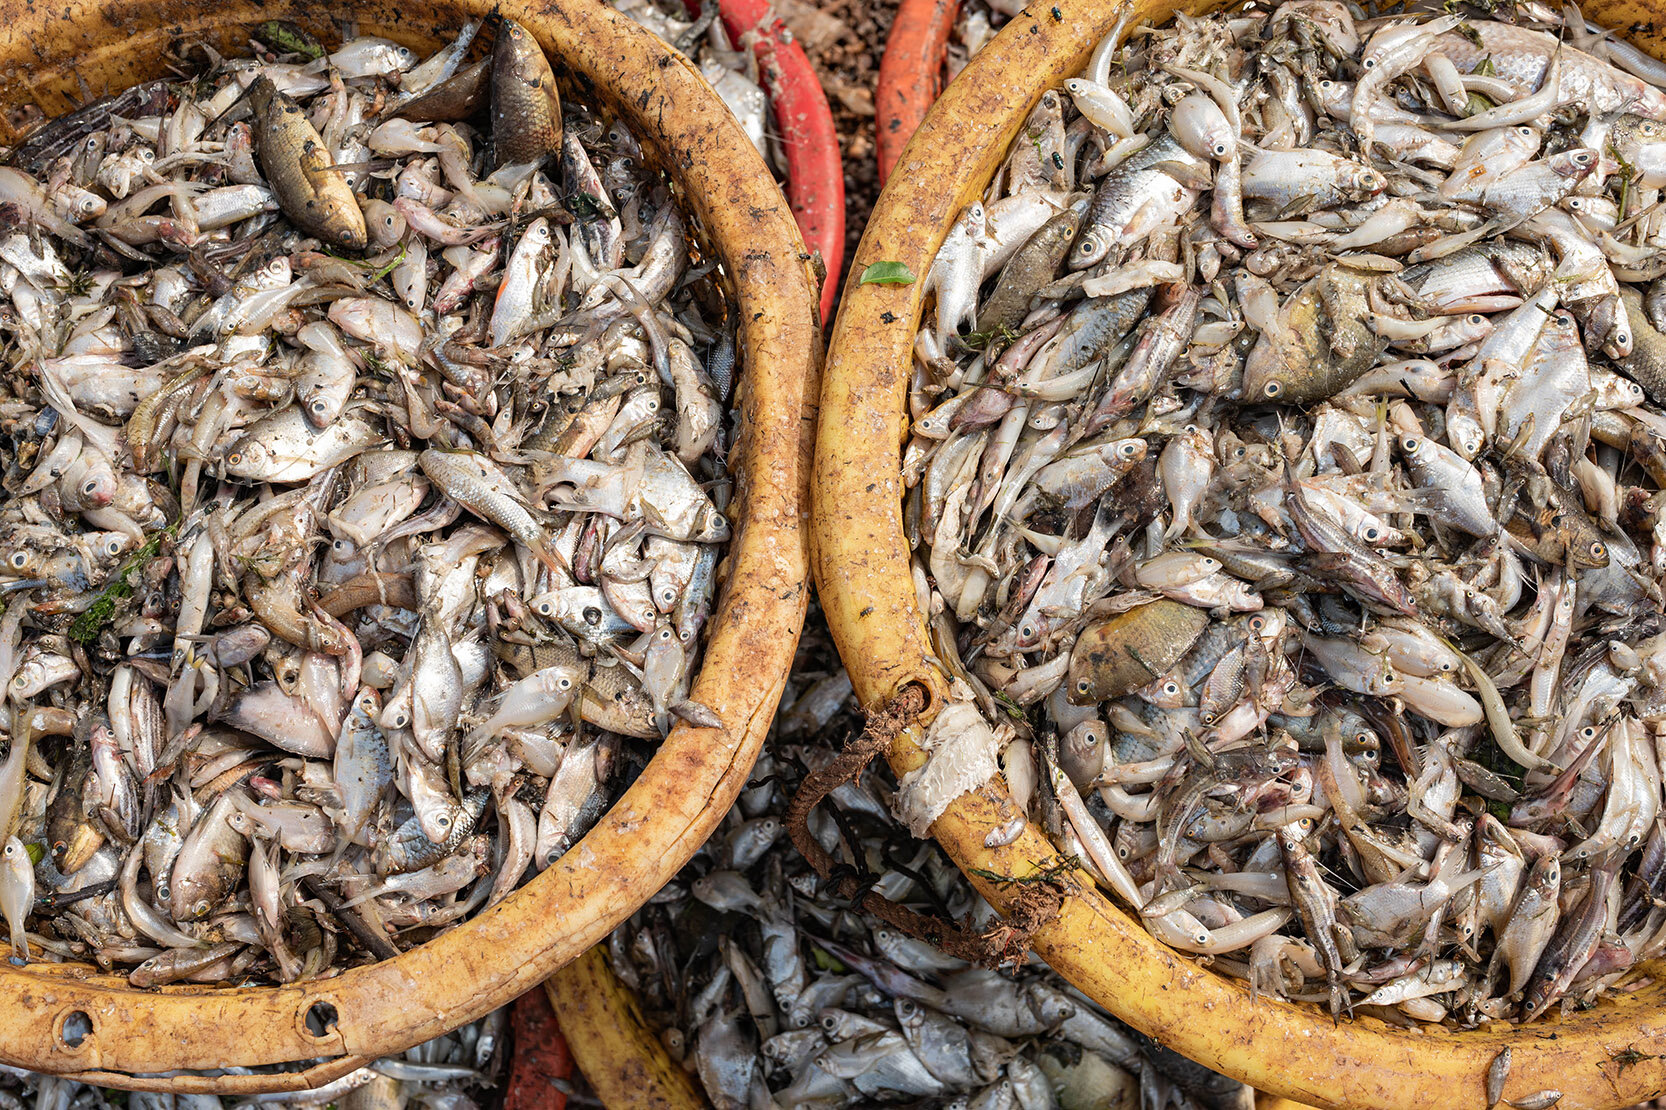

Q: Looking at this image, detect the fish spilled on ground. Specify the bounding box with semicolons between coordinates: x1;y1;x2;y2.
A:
0;15;734;986
611;658;1253;1110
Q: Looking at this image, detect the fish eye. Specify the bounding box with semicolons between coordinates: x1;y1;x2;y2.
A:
1580;726;1597;740
105;539;122;556
82;479;98;495
1518;126;1534;136
1120;442;1139;457
1401;436;1419;452
1249;614;1266;632
582;606;602;625
1574;151;1594;165
192;900;209;917
8;553;25;569
558;677;572;690
1164;681;1180;695
1263;380;1282;397
226;451;243;466
436;814;451;830
1234;446;1247;459
537;600;554;615
1213;142;1229;157
1363;526;1380;542
1075;680;1092;695
84;136;98;149
393;712;410;728
311;399;329;414
1362;57;1375;68
1020;623;1035;638
1590;541;1607;559
1468;314;1484;326
383;215;397;228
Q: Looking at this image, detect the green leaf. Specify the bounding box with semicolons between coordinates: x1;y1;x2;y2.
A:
366;244;408;285
24;842;42;866
68;527;173;642
810;946;847;973
254;20;325;60
991;690;1027;722
859;261;917;286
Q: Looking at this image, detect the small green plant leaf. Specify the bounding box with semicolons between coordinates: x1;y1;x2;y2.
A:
859;261;917;286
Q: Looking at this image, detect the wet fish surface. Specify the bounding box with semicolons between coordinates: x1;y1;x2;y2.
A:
0;14;734;986
911;0;1666;1027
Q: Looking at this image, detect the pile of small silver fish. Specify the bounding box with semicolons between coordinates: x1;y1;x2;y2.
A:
610;0;779;173
0;15;734;986
612;651;1253;1110
0;1006;506;1108
912;0;1666;1026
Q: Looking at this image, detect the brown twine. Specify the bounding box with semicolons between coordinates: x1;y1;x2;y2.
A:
784;685;1064;969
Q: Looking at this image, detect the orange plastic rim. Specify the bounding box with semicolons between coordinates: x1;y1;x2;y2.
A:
0;0;819;1090
812;1;1666;1108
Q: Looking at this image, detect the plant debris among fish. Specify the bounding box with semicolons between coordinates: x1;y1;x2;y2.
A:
912;0;1666;1027
0;14;735;986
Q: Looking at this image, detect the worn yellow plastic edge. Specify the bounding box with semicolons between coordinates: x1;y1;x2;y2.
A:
0;0;819;1088
546;946;708;1110
811;1;1666;1107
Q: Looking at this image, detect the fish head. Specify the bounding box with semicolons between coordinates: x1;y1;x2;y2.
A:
245;74;278;116
1241;330;1294;402
688;505;731;545
1070;225;1112;271
1550;148;1599;182
221;433;275;481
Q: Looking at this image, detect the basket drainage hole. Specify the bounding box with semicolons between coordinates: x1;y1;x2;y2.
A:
305;1001;338;1038
59;1011;91;1049
898;679;936;720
